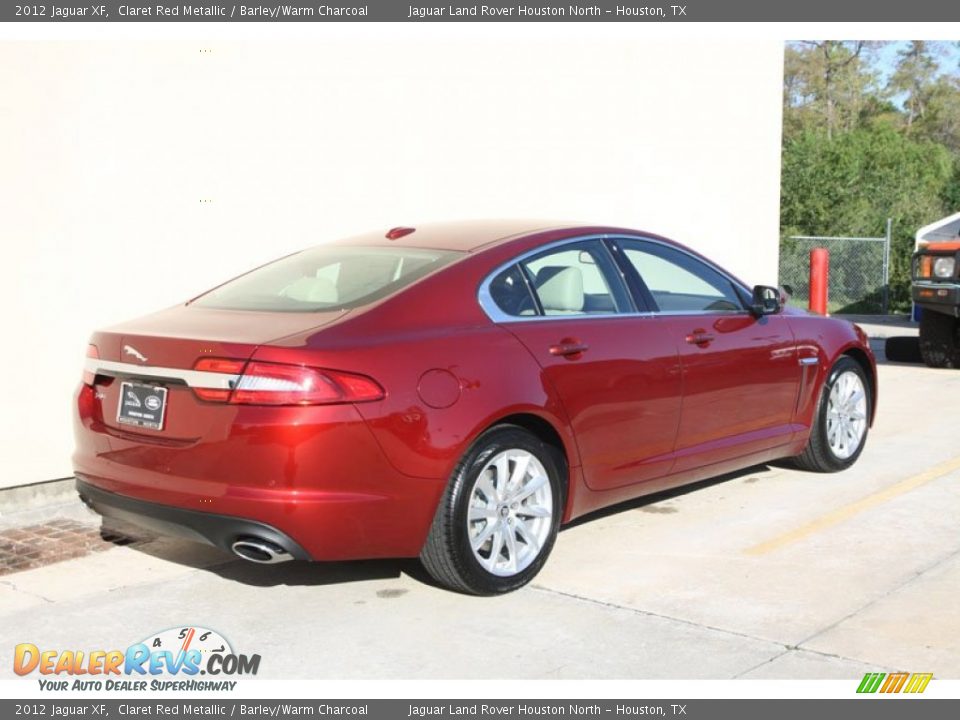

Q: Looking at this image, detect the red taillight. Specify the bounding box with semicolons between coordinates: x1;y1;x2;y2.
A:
193;358;245;402
191;358;383;406
195;358;245;374
232;362;384;405
82;344;99;386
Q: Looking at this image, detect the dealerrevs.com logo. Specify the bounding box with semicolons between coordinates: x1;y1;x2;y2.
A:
14;626;260;692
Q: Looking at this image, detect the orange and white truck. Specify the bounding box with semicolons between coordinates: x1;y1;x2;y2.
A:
913;212;960;367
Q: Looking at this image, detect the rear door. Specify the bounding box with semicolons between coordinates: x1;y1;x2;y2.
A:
612;237;800;471
484;239;682;490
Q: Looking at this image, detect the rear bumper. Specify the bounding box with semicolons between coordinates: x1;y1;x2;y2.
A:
73;384;447;561
76;477;311;560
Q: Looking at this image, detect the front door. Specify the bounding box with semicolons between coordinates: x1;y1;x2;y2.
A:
614;238;800;472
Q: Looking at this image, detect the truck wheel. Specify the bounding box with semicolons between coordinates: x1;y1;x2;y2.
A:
884;336;922;364
919;311;960;368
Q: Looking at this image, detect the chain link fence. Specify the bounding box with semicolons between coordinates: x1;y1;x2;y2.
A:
778;221;892;314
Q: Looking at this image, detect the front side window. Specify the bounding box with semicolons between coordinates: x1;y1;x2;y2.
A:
619;240;744;313
192;246;462;312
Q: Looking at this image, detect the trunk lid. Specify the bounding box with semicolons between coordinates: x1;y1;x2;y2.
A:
94;305;348;364
87;304;349;440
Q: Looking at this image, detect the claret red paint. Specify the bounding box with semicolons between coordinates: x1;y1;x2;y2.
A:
74;221;877;594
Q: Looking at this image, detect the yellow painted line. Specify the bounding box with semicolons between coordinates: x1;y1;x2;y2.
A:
745;454;960;556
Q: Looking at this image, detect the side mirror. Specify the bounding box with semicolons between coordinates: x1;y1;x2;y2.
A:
750;285;783;316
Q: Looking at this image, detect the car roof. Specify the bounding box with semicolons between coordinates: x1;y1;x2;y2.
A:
333;219;579;253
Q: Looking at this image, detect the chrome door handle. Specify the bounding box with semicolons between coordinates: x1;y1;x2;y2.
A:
685;330;715;346
549;342;589;357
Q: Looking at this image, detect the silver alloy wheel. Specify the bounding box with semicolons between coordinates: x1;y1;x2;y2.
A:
826;370;868;460
467;449;554;577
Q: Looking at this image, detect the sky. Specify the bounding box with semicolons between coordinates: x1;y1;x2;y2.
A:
787;40;960;109
873;40;960;85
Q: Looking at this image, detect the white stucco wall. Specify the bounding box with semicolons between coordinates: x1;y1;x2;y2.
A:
0;35;784;489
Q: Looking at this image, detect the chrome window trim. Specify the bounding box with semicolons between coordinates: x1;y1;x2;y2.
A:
84;359;240;390
477;233;754;323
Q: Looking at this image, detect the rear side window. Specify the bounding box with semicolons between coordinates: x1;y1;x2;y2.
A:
192;246;462;312
487;265;539;316
486;240;632;318
521;241;631;316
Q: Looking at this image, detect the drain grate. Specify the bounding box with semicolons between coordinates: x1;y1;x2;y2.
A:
0;518;147;577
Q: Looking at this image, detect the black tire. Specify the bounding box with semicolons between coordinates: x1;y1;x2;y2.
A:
919;310;960;368
419;425;564;595
792;356;871;473
884;336;922;364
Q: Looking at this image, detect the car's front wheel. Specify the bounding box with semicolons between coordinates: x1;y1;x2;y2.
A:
792;356;871;473
420;425;563;595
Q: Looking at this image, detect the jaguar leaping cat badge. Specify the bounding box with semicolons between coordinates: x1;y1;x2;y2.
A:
123;344;148;363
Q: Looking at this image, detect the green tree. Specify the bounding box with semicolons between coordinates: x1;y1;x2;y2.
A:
915;76;960;152
781;128;954;310
888;41;939;132
780;40;960;312
783;41;879;140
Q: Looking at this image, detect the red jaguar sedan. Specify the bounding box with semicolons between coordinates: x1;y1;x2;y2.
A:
74;221;876;594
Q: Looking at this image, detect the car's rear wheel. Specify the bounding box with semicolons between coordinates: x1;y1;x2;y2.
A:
420;425;563;595
792;356;870;473
919;310;960;368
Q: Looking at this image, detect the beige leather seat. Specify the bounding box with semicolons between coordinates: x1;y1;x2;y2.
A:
535;266;584;315
281;276;338;304
337;257;399;301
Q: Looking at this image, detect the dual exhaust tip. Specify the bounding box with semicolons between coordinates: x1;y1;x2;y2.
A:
230;537;293;564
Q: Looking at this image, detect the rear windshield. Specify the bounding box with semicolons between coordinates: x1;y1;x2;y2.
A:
191;246;462;312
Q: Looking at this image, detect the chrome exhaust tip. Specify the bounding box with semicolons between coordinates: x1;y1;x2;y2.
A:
231;538;293;564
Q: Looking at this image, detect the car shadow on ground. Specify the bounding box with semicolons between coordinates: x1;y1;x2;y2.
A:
561;463;773;530
205;556;432;589
106;464;776;592
119;533;434;589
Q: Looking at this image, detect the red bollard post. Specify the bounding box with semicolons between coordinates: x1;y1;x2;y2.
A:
809;248;829;315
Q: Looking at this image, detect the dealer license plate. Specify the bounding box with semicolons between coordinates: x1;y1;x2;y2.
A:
116;381;168;430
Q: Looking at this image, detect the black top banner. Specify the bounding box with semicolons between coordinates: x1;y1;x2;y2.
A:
4;0;960;22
